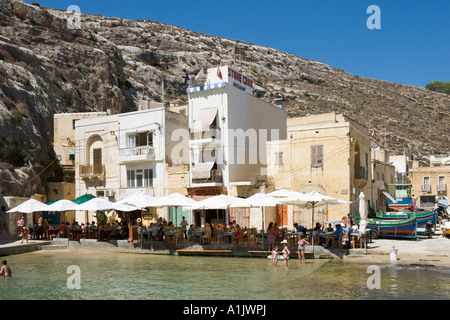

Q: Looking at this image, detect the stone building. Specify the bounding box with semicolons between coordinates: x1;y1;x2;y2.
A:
267;112;373;226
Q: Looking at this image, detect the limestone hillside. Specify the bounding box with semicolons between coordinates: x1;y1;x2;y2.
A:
0;0;449;196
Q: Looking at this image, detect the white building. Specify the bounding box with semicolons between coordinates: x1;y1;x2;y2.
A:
186;66;287;227
74;103;188;224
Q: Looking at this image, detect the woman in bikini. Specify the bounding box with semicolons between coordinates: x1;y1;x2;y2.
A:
297;234;309;265
281;240;290;270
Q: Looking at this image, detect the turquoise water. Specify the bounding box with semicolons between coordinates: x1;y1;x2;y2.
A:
0;250;449;300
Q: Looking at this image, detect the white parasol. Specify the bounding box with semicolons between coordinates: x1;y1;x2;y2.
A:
190;195;248;247
45;199;80;212
358;192;368;234
118;191;158;209
231;193;281;250
6;198;48;213
152;193;198;247
75;198;116;211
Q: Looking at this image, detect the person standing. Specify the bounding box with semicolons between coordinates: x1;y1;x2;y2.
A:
297;234;309;265
180;216;188;240
281;240;290;270
267;222;275;252
271;246;279;266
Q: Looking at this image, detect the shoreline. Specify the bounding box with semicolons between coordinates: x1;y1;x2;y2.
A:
1;234;449;268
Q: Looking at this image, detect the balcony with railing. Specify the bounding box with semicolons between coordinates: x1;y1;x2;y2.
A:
191;169;223;186
79;164;105;181
118;146;155;163
190;127;221;147
421;184;432;193
437;183;447;192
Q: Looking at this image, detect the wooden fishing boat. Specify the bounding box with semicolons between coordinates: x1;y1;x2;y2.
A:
368;205;436;224
355;214;417;239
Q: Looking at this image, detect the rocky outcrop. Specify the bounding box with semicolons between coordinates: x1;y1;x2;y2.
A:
0;0;449;196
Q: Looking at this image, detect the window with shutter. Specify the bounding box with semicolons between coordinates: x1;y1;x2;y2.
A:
311;145;323;168
275;152;283;166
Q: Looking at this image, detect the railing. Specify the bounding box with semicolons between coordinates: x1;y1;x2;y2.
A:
395;173;410;184
119;146;155;160
192;169;223;184
190;127;221;141
421;184;431;192
437;184;447;192
79;164;105;179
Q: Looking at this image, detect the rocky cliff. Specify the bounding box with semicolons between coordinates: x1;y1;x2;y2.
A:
0;0;449;197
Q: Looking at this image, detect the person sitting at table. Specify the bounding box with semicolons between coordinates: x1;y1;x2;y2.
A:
202;223;212;243
91;221;98;237
188;224;195;241
315;222;322;231
235;224;242;243
228;221;235;231
326;223;334;232
323;224;344;248
157;223;165;241
148;223;157;241
341;216;350;233
312;226;320;242
167;221;174;231
294;223;306;235
110;222;118;239
81;223;87;236
59;222;67;238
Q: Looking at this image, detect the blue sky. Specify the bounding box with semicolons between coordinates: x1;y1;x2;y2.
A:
27;0;449;87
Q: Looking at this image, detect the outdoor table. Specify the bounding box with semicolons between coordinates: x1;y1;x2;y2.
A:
223;231;235;243
350;233;366;249
254;232;268;244
286;232;300;246
48;229;59;239
319;232;333;239
192;231;203;243
164;230;177;243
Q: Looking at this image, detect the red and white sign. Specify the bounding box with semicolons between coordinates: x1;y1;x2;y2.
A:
227;67;253;95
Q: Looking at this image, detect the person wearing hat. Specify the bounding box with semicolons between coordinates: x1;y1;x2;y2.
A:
281;240;290;270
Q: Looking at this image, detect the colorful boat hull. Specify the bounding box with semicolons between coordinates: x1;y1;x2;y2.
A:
355;214;418;239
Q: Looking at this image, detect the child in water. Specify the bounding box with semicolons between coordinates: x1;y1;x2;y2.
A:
281;240;290;270
271;246;279;266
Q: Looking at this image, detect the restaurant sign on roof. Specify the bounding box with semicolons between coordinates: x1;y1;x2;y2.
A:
187;66;254;95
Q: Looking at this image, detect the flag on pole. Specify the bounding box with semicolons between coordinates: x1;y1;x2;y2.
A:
217;66;223;80
184;73;190;86
195;68;205;80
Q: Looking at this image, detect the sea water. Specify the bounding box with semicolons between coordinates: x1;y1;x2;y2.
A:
0;250;449;300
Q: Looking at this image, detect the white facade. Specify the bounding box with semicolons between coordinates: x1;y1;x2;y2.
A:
187;66;287;195
117;107;189;199
74;106;188;223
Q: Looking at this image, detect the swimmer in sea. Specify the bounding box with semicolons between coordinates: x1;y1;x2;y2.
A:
0;260;12;278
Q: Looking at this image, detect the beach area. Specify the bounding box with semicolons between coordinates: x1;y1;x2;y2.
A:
1;231;449;301
1;230;449;268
